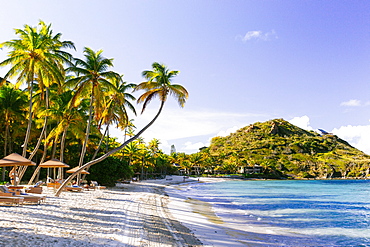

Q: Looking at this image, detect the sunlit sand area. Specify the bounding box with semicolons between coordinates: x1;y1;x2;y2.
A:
0;176;202;246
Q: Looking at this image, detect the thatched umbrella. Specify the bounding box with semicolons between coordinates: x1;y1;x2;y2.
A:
39;159;70;181
0;153;36;185
66;167;90;175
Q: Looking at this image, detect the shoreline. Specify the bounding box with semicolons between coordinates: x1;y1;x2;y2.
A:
0;176;205;246
165;177;247;247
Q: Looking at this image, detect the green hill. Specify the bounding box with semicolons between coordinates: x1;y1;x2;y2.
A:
207;119;370;179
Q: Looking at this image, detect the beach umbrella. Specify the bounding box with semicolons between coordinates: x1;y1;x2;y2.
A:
66;166;90;175
0;153;36;185
39;159;70;181
39;159;70;168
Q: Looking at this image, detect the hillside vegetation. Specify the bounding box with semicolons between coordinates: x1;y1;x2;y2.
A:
207;119;370;179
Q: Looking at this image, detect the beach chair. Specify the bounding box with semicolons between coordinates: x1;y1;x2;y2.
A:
47;182;61;188
0;196;24;206
65;185;83;192
0;185;46;204
90;181;106;190
25;181;44;194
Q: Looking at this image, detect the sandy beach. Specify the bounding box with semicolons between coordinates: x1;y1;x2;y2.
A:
0;176;233;247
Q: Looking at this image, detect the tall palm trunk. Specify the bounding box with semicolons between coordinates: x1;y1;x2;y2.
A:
2;123;8;181
4;123;9;156
20;87;50;182
16;74;34;186
81;125;108;182
55;101;165;196
22;72;35;158
29;87;50;161
27;128;48;185
60;125;69;162
77;92;94;184
92;124;109;160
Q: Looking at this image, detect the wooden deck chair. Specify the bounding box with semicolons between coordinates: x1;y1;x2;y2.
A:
0;196;24;206
0;186;46;204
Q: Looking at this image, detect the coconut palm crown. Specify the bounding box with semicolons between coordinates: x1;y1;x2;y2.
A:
134;62;188;114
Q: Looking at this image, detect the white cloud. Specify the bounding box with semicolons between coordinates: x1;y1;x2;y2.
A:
216;126;240;137
289;115;313;131
332;125;370;155
340;99;361;106
183;141;207;151
240;30;278;42
243;31;263;41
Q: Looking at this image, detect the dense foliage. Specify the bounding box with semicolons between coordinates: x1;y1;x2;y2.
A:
0;21;186;187
206;119;370;178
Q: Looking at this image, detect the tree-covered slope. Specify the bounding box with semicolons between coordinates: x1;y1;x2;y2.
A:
208;119;370;178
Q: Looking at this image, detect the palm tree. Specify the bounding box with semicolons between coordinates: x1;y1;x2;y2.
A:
0;21;74;159
93;76;136;158
55;62;188;196
189;153;204;175
148;138;161;154
0;84;28;156
0;84;28;180
123;141;141;167
66;47;121;172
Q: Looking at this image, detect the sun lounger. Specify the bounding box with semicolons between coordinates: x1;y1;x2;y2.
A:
90;181;106;190
0;191;44;204
26;186;43;194
0;186;46;204
0;196;24;206
25;181;44;194
65;185;83;192
47;182;61;188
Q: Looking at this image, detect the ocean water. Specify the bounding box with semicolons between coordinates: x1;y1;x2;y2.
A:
182;179;370;246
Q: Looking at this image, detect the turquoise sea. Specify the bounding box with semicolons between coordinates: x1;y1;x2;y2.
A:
182;179;370;246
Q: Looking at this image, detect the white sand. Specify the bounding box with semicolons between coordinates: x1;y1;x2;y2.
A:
0;176;250;247
0;176;199;246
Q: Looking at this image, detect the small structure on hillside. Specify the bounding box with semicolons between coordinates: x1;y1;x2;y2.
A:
238;165;263;174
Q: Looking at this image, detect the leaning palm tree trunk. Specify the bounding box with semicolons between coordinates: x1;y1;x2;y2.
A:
55;101;165;197
81;125;109;181
28;129;49;185
27;166;41;185
18;116;47;181
92;125;109;160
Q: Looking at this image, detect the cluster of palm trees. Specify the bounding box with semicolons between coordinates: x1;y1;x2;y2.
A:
0;21;188;193
168;150;237;176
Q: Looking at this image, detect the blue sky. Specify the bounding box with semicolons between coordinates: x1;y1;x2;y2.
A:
1;1;369;154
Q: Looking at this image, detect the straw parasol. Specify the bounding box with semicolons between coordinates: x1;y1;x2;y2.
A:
66;166;90;175
0;153;36;185
39;159;70;181
39;159;70;168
